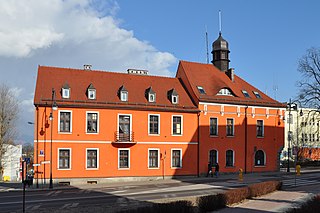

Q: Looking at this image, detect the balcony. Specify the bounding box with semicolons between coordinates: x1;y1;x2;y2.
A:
114;131;135;143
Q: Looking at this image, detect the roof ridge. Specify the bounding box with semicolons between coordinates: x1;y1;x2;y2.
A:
39;65;177;80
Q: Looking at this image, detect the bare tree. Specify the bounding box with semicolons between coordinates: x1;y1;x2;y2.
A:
0;84;19;178
297;47;320;109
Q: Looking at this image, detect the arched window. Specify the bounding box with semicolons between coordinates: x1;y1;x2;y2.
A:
255;150;265;166
209;150;218;166
226;150;234;167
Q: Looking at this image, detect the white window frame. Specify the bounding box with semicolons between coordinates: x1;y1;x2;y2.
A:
171;115;183;136
86;148;99;170
117;114;132;141
225;149;235;167
171;148;182;168
62;88;70;99
148;114;160;136
172;95;179;104
88;89;96;100
148;93;156;102
256;119;264;138
226;118;234;137
209;117;218;136
58;110;72;134
120;91;128;102
254;150;266;167
148;148;160;169
57;148;71;170
86;111;99;134
118;148;130;169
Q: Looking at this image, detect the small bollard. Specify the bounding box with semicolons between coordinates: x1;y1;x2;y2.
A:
239;168;243;181
296;164;301;176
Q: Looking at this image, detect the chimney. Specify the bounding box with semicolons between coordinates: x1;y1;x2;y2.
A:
226;68;234;82
127;69;148;75
84;64;92;70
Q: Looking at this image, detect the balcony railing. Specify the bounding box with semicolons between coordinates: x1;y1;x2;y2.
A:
114;131;135;143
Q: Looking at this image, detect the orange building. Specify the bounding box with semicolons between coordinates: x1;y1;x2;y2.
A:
33;33;285;184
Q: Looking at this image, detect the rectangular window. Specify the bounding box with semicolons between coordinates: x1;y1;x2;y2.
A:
59;149;70;169
62;88;70;99
226;150;234;167
210;117;218;136
118;115;131;141
171;149;182;168
149;114;159;135
87;112;98;133
226;118;234;136
59;111;71;132
119;149;130;169
257;120;264;137
88;89;96;99
120;91;128;102
148;149;159;168
172;115;182;135
86;149;98;169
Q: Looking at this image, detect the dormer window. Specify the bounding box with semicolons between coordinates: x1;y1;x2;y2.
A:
62;88;70;99
197;86;206;94
217;88;233;96
146;87;156;103
253;91;262;99
168;88;179;105
61;82;70;99
119;85;128;102
87;83;96;100
242;90;250;98
172;95;179;104
149;93;155;102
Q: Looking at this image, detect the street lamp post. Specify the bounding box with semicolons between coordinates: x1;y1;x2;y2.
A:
49;88;58;189
287;99;298;172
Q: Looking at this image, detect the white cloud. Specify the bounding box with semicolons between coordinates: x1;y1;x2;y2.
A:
0;0;176;75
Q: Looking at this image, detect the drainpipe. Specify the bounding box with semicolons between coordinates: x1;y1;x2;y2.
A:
245;106;248;174
36;106;39;188
197;112;200;177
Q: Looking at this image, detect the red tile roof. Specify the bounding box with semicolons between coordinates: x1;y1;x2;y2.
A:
177;61;286;108
34;66;198;112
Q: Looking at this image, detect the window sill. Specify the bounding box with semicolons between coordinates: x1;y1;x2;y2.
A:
171;134;183;136
118;168;130;170
148;134;160;136
254;165;266;168
226;135;234;138
171;167;182;169
86;168;99;170
257;136;264;139
58;168;71;170
58;132;72;134
210;135;219;137
86;132;99;135
148;167;160;170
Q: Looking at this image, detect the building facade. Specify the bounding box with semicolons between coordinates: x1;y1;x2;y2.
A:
1;144;22;181
33;33;285;184
283;107;320;161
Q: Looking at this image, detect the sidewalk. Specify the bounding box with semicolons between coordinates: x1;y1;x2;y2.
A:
216;183;320;213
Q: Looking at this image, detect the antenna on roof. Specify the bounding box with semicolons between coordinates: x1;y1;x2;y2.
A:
272;73;278;100
219;10;222;35
205;25;209;64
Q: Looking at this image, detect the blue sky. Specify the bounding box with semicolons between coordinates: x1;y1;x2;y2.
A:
0;0;319;143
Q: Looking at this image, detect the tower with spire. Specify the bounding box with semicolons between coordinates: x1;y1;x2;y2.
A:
211;32;230;72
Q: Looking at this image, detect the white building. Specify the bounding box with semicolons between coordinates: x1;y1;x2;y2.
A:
283;107;320;159
1;144;22;181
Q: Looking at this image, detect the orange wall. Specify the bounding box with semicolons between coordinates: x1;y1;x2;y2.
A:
34;107;199;179
198;104;285;174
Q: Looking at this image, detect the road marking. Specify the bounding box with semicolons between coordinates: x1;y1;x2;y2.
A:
282;178;319;188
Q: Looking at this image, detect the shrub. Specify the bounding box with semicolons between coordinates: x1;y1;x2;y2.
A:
197;193;226;212
286;194;320;213
224;187;250;205
249;181;282;198
117;200;194;213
